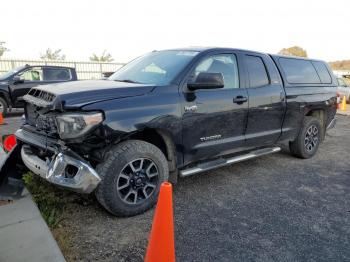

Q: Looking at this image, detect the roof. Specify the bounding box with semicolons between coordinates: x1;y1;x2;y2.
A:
27;65;75;69
162;47;325;62
163;46;267;55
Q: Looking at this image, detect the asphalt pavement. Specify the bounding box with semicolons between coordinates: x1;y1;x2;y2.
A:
0;112;23;137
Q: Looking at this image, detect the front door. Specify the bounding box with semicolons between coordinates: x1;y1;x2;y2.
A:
181;53;249;165
9;67;44;107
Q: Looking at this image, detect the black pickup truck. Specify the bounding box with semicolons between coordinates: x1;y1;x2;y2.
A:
0;64;77;114
0;48;337;216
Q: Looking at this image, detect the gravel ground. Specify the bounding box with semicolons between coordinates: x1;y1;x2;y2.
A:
1;114;350;262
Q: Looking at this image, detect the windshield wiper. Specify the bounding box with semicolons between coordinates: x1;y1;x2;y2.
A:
114;79;141;84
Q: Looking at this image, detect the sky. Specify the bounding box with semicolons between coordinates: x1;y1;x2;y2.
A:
0;0;349;63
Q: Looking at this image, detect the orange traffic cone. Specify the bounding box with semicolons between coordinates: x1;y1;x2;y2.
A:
341;96;347;111
0;113;3;125
145;182;175;262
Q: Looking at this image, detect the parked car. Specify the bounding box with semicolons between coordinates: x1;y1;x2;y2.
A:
0;48;337;216
337;77;350;103
0;65;78;115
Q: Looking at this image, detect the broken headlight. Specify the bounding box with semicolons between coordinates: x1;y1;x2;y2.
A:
56;112;103;139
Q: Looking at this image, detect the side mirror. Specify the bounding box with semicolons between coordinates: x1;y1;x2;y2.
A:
187;72;224;91
12;75;24;84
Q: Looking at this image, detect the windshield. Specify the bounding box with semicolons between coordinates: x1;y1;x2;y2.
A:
0;66;25;81
109;50;199;85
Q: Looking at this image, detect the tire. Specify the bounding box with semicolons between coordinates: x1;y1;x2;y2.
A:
95;140;169;217
0;97;8;116
289;116;322;159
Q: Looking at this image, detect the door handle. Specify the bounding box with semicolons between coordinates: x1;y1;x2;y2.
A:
233;96;248;104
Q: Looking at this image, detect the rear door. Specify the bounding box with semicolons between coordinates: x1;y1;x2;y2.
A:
243;53;286;146
181;52;249;165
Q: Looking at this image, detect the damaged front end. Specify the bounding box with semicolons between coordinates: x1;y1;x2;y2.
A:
0;87;105;195
17;127;101;193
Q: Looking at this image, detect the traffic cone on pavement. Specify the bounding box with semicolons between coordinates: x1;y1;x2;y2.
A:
341;96;347;111
0;113;3;125
145;182;175;262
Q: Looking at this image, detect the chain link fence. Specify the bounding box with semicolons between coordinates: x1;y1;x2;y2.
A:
0;59;126;80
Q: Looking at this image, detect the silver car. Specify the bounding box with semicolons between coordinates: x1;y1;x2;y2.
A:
337;77;350;102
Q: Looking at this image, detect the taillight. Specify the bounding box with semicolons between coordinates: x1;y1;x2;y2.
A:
3;134;17;152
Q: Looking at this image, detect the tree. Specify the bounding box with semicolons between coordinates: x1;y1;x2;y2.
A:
89;50;114;62
40;48;66;60
329;60;350;70
0;41;9;58
278;46;308;58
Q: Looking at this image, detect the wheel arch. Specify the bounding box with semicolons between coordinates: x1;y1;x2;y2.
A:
122;128;177;173
304;108;326;139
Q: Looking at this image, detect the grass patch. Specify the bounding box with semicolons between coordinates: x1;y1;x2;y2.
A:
23;172;79;261
23;172;66;227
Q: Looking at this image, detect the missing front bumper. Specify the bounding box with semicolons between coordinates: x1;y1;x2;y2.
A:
21;145;101;193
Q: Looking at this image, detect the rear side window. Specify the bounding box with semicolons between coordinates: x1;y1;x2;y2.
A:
44;68;72;81
279;58;320;84
245;55;269;88
312;61;332;84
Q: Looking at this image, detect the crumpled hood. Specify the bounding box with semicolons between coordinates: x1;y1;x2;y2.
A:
26;80;155;108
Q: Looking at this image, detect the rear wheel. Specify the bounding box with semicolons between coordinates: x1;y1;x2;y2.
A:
95;140;169;217
289;116;322;159
0;97;8;116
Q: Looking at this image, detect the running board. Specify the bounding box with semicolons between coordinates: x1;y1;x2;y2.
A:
179;147;281;177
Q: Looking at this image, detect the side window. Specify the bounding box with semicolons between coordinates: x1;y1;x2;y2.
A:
44;68;72;81
279;58;320;84
312;61;331;84
245;55;269;88
193;54;239;89
337;78;347;87
19;67;43;81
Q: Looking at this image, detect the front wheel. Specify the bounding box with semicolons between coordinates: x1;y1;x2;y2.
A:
289;116;322;159
95;140;169;217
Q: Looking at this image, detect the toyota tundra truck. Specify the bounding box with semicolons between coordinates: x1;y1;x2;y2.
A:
0;48;337;216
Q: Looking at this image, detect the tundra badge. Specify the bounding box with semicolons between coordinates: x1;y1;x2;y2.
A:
184;105;198;112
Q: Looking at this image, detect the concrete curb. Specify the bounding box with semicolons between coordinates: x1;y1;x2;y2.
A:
0;188;66;262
